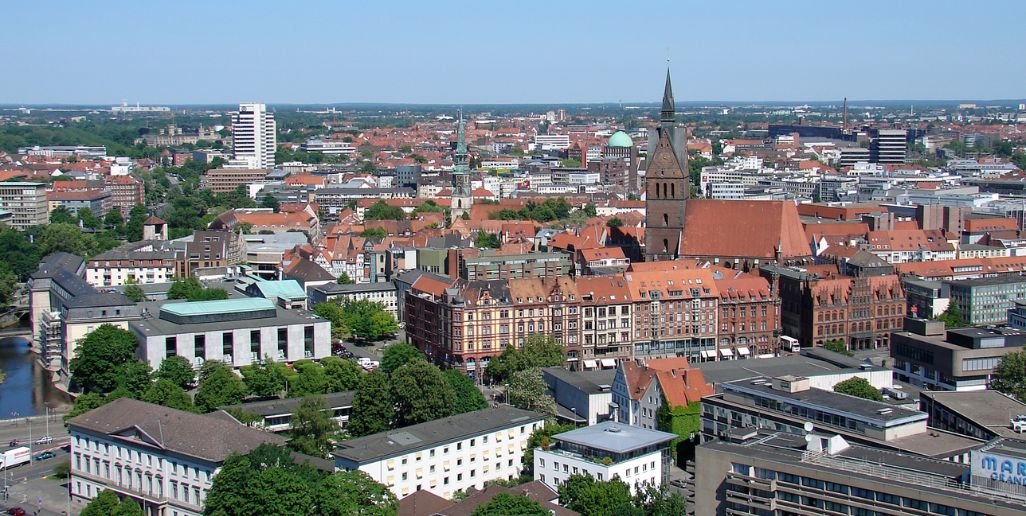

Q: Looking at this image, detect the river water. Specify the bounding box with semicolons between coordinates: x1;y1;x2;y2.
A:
0;337;72;419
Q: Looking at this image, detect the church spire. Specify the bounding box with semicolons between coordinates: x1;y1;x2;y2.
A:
660;69;675;125
454;108;469;172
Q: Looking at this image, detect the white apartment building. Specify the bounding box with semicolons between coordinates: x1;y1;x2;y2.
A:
531;134;571;151
534;422;676;496
85;245;178;287
333;407;545;500
231;103;276;169
68;398;285;516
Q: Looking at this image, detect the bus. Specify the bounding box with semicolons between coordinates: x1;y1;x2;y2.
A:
780;336;800;354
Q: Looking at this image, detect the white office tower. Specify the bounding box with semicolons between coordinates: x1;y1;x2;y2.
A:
230;103;276;169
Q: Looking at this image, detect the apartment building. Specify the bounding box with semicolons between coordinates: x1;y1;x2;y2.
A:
68;398;285;516
0;181;48;229
533;422;677;496
86;242;178;287
47;188;113;217
129;298;330;370
104;175;145;217
231;103;276;169
624;269;719;360
332;407;545;500
575;275;633;367
200;168;269;193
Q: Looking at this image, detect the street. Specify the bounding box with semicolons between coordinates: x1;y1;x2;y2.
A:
1;446;70;516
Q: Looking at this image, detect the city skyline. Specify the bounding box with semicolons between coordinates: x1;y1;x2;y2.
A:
4;0;1025;105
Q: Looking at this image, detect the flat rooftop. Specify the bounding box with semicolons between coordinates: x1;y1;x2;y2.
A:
161;297;276;317
723;378;925;427
696;350;885;386
922;390;1026;438
223;391;355;417
552;421;676;454
542;367;617;395
131;299;324;336
332;407;544;464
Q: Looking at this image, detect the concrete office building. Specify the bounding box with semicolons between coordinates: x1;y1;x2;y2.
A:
947;276;1026;325
891;317;1026;391
920;390;1026;441
533;422;677;496
696;432;1025;516
307;282;399;321
0;181;48;229
129;298;330;370
541;367;616;425
333;407;545;500
230;103;276;169
701;375;982;461
871;128;908;164
68;398;285;516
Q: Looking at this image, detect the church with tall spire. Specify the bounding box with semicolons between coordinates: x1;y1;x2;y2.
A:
645;69;690;261
451;109;473;219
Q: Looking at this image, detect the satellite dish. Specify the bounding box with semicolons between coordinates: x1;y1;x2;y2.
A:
804;434;814;444
803;422;814;433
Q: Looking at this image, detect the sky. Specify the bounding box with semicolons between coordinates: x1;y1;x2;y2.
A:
2;0;1025;105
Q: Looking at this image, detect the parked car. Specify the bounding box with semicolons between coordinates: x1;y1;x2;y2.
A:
34;435;52;445
6;508;27;516
34;451;56;461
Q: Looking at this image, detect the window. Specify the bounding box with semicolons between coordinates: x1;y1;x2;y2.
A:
195;334;206;359
165;336;177;358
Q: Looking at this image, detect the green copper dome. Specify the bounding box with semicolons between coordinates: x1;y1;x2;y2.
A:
608;131;634;148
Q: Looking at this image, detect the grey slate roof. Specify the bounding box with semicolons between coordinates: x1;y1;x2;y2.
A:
68;398;284;464
333;407;544;464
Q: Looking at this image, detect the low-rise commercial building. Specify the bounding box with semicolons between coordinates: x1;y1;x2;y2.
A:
222;391;355;433
47;188;112;217
130;298;330;370
307;282;398;320
891;317;1026;391
947;275;1026;325
200;168;269;193
920;390;1026;441
533;421;677;496
333;407;545;500
695;432;1025;516
541;367;616;425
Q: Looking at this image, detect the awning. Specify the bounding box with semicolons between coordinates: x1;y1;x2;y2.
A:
737;346;751;356
701;350;716;359
719;348;734;357
583;360;598;369
600;358;617;368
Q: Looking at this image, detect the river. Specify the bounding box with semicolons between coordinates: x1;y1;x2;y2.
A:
0;336;72;419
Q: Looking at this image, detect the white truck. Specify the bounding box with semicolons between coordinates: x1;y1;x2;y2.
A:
0;447;31;469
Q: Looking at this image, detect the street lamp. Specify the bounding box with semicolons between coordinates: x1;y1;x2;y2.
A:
571;407;578;428
504;383;510;406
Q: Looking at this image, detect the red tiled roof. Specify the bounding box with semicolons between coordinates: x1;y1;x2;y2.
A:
683;200;811;260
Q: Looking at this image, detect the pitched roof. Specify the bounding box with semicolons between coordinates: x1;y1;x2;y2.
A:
683;200;811;260
67;398;284;463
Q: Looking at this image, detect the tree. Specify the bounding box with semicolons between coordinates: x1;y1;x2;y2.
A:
261;194;281;212
49;205;76;225
81;490;121;516
342;300;399;342
168;277;229;301
142;379;197;412
348;370;393;437
634;484;687;516
114;359;153;398
241;358;288;397
322;356;363;392
993;351;1026;402
472;493;548;516
122;283;147;302
380;343;424;375
364;201;405;221
38;223;93;257
79;208;102;230
0;262;18;306
113;499;146;516
936;303;966;329
475;231;501;249
64;393;109;422
313;302;349;341
444;369;488;414
289;360;329;397
194;362;248;412
336;271;354;284
391;361;454;427
289;396;340;459
558;474;634;515
155;355;195;389
506;368;557;417
822;339;852;357
521;422;575;479
104;209;124;230
361;227;387;238
1012;152;1026;171
833;377;884;402
486;334;564;383
606;217;624;228
315;471;399;516
69;324;140;393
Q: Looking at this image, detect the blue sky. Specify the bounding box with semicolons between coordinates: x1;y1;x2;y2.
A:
3;0;1025;104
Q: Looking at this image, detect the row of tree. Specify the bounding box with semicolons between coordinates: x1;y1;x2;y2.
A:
347;344;488;437
312;299;399;342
